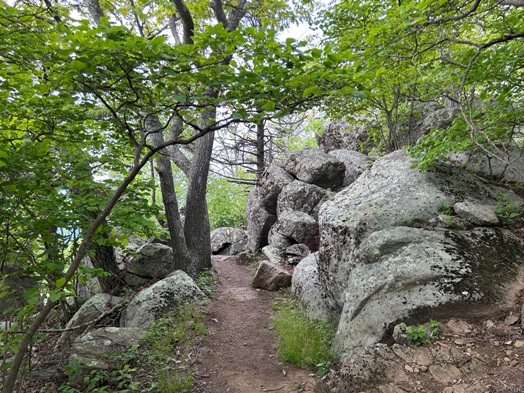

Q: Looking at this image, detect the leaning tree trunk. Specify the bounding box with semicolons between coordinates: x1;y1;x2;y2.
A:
89;232;122;294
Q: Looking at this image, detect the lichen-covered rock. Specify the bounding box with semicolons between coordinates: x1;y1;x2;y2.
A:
252;261;291;291
466;146;524;183
276;180;328;218
281;147;346;189
317;118;375;153
292;253;334;320
271;211;317;244
267;227;294;249
246;186;277;253
319;150;523;307
328;149;370;187
334;226;524;352
258;163;294;214
124;243;175;287
70;327;142;367
121;271;204;328
211;227;248;255
261;245;285;265
453;202;499;225
56;294;124;351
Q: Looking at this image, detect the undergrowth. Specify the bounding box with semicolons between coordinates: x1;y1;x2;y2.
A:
272;297;336;377
48;303;207;393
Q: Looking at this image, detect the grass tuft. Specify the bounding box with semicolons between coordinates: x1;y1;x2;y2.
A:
272;298;335;372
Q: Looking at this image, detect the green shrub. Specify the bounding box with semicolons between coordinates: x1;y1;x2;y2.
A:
272;298;335;374
406;320;440;346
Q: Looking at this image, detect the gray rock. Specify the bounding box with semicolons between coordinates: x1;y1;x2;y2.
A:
267;227;294;249
333;226;524;352
281;147;346;189
454;202;499;225
70;327;142;367
121;271;204;328
465;146;524;182
246;187;277;253
261;245;284;265
56;294;124;351
421;107;460;132
252;261;292;291
277;180;328;219
271;211;317;244
285;244;311;259
392;323;408;345
124;243;175;287
328;149;370;187
211;227;248;255
319;150;523;307
317;118;375;154
292;253;335;320
259;163;294;214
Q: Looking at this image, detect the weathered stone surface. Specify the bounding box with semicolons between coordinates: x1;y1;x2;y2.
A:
317;118;375;154
334;226;524;352
121;271;204;328
454;202;499;225
124;243;175;287
319;150;523;308
70;327;142;367
261;245;284;265
292;253;334;320
328;149;370;187
267;227;293;249
421;107;460;132
252;261;292;291
211;227;248;255
466;146;524;182
258;163;294;214
276;180;328;218
281;147;346;189
286;244;311;259
56;294;124;351
271;211;317;244
246;186;277;253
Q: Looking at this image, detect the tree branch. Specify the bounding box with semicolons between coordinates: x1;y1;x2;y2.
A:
172;0;194;44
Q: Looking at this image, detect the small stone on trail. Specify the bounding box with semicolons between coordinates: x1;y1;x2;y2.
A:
515;340;524;348
454;338;475;345
504;314;519;326
485;320;495;329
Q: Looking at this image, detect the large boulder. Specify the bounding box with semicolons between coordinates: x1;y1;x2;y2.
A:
252;261;292;291
281;147;346;189
335;226;524;352
124;243;176;287
316;150;524;353
276;180;328;219
328;149;370;188
121;270;204;328
292;253;335;320
318;118;376;154
246;185;277;253
56;293;124;351
258;163;294;214
319;150;523;307
70;327;142;367
270;211;317;245
465;146;524;183
211;227;248;255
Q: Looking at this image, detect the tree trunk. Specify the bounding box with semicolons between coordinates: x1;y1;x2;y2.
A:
256;120;265;180
89;234;122;294
147;115;193;272
183;103;217;276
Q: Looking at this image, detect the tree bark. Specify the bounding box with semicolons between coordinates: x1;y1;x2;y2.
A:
256;120;266;180
147;115;193;272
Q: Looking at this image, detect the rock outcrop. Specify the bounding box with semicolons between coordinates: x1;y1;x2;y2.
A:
295;150;524;354
211;227;248;255
123;243;176;287
121;270;205;328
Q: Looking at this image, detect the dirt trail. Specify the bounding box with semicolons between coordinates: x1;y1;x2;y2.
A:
191;255;317;393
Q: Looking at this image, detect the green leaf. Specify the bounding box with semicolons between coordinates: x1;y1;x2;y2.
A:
55;277;66;288
262;101;276;111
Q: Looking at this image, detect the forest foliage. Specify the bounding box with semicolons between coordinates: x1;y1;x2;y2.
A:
0;0;523;391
